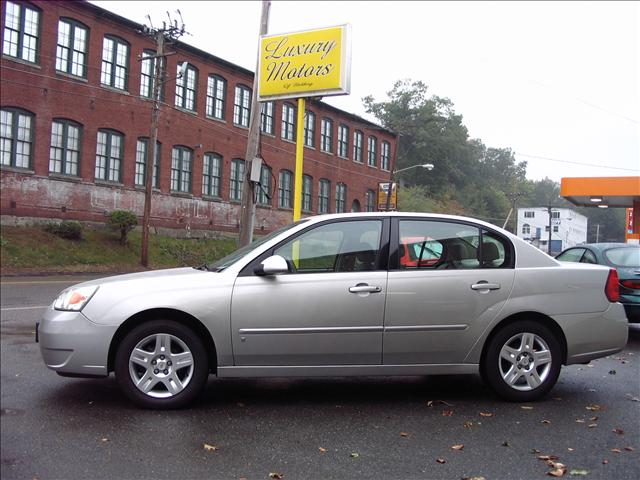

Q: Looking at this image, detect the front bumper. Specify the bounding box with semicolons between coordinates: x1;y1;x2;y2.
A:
38;306;117;377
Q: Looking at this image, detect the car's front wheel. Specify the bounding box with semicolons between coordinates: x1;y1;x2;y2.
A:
115;320;209;409
482;320;562;402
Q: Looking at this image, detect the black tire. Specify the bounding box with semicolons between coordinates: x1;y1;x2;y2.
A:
482;320;562;402
115;320;209;409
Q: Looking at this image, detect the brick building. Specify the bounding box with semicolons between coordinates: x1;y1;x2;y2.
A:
0;0;396;234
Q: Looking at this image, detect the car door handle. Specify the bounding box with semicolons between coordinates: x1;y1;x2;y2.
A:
471;282;501;291
349;284;382;293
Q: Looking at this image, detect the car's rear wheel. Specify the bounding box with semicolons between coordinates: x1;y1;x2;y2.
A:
482;320;561;402
115;320;209;409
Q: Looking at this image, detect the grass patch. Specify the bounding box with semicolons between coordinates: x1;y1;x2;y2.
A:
0;226;238;274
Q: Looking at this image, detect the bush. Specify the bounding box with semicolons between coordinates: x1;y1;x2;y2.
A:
44;221;83;240
107;210;138;245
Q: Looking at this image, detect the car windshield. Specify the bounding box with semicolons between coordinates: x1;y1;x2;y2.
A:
604;247;640;268
206;219;308;271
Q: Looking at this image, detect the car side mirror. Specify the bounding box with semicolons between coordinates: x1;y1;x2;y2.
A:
254;255;289;276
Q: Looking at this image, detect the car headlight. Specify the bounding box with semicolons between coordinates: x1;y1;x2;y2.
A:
53;285;99;311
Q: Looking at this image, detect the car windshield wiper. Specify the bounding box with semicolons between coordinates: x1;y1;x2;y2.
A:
193;264;212;272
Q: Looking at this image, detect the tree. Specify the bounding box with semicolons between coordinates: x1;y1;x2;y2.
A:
108;210;138;245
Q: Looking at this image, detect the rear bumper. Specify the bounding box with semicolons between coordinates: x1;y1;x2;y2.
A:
622;303;640;323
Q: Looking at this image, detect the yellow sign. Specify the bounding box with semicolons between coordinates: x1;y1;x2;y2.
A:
378;182;397;211
258;25;351;101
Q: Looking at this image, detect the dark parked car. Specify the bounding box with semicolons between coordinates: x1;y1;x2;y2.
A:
556;243;640;322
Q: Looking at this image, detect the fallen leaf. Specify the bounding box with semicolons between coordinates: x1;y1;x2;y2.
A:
586;364;594;368
101;438;109;442
318;447;326;453
350;452;360;458
442;410;454;417
602;459;608;465
589;416;598;421
463;421;474;428
612;428;624;435
567;448;574;452
575;419;585;424
586;404;601;411
569;469;589;476
400;432;409;437
203;443;218;452
547;461;565;469
588;424;598;428
462;477;486;480
610;448;622;453
451;444;464;450
436;458;446;464
608;370;616;375
531;448;541;454
502;441;511;447
624;446;635;452
426;400;434;407
521;405;534;410
627;395;640;402
542;419;552;424
547;468;566;477
479;412;494;417
269;473;284;479
537;455;559;461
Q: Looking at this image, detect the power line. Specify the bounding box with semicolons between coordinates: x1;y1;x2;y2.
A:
517;153;639;173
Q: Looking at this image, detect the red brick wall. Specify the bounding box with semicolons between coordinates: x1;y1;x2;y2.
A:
0;0;396;233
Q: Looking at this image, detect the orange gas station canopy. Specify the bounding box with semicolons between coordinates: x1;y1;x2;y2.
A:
560;176;640;208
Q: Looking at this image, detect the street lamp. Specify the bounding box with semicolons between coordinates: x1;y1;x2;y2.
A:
384;163;435;211
393;163;434;175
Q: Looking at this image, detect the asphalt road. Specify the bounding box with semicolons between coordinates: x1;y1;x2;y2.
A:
1;275;639;480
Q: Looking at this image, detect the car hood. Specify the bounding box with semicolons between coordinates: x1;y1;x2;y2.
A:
66;267;213;290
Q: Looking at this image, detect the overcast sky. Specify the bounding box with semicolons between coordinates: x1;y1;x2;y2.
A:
92;1;639;183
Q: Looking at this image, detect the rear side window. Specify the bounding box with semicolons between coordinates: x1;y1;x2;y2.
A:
398;220;512;270
556;248;586;263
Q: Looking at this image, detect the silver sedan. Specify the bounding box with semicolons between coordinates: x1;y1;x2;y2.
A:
38;213;628;408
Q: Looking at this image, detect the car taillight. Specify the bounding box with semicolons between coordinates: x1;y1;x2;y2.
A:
605;269;620;302
620;279;640;290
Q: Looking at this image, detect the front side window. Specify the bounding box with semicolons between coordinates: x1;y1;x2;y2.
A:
175;63;197;111
318;179;330;214
260;101;274;134
50;119;81;176
282;103;296;141
365;189;376;212
278;170;293;208
381;141;391;170
1;108;33;169
233;85;251;127
335;182;346;213
302;174;312;212
257;165;272;205
171;146;192;193
56;18;88;77
230;158;245;201
274;220;383;273
353;130;363;162
101;36;129;90
368;136;377;167
320;118;333;153
304;111;316;147
202;152;222;197
338;124;349;158
206;75;226;120
398;220;512;270
3;1;39;63
135;138;160;188
95;129;123;182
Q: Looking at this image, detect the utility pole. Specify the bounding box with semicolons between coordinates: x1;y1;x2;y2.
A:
139;13;186;267
239;1;271;247
547;204;553;255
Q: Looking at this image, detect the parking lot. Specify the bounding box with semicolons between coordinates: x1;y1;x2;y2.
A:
1;276;638;480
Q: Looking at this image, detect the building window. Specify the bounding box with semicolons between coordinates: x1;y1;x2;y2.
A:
95;130;123;182
353;130;363;162
260;101;274;134
206;75;226;120
140;50;157;98
230;159;245;201
233;85;251;127
551;211;560;219
335;182;346;213
135;138;160;188
320;118;333;153
553;226;559;233
318;179;330;214
522;223;531;235
304;111;315;147
381;141;391;171
278;170;293;208
257;165;272;205
1;108;33;169
175;63;197;111
49;119;81;176
545;226;550;232
365;189;376;212
524;211;535;218
171;146;192;193
302;174;312;212
3;1;39;63
101;36;129;90
202;152;222;197
282;103;296;141
56;18;88;77
337;124;349;158
368;136;377;167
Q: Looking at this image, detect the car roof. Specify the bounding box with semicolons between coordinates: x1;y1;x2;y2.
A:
579;243;639;252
